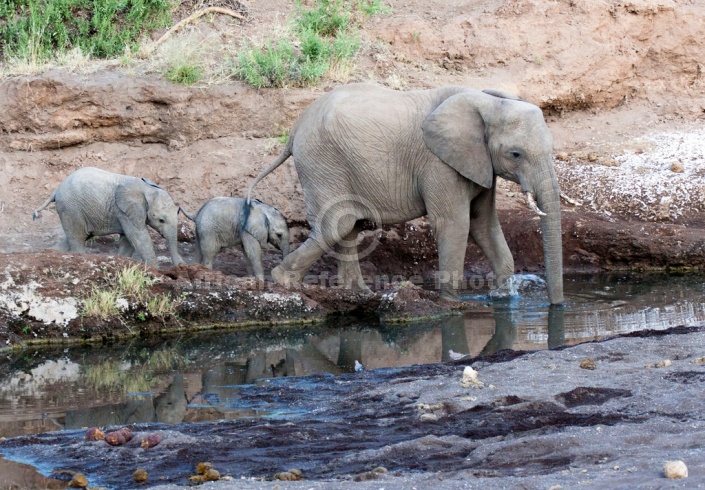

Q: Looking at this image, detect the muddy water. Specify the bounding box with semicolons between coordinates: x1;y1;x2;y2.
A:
0;272;703;442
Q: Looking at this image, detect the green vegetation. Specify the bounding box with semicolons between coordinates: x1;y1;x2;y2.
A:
234;0;390;88
81;265;180;322
83;347;189;393
166;63;203;85
0;0;172;65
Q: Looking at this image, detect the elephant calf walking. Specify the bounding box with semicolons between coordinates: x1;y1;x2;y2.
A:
182;197;289;280
32;167;184;266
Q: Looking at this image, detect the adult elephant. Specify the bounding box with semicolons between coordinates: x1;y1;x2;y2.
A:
32;167;184;267
247;83;564;304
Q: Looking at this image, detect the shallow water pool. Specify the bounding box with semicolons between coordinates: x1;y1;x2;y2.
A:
0;271;703;439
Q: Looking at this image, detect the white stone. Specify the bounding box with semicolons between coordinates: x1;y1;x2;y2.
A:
663;460;688;479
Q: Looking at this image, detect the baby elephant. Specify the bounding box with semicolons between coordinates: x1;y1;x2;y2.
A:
32;166;184;266
183;197;290;279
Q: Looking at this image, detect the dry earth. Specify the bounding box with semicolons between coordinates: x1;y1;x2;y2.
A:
1;0;705;487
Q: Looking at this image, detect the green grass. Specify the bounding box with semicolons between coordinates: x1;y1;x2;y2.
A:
233;0;390;88
0;0;172;65
166;63;203;85
80;264;179;321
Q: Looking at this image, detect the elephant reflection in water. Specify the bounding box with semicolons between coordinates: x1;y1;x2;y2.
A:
64;373;187;429
442;303;567;359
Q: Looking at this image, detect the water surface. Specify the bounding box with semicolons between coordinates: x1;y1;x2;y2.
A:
1;272;703;439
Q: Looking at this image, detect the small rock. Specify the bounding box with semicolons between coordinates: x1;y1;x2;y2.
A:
670;162;685;173
555;151;569;161
204;469;220;481
646;359;672;368
68;473;88;488
461;366;484;388
85;427;105;441
119;427;133;442
663;460;688;479
140;433;161;448
579;358;596;370
196;462;214;475
693;356;705;364
587;152;599;162
419;413;438;421
104;430;127;446
133;468;148;483
274;469;303;481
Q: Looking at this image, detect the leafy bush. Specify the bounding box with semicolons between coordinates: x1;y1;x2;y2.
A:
0;0;172;63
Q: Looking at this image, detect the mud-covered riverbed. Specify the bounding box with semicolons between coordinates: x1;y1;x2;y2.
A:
1;325;704;489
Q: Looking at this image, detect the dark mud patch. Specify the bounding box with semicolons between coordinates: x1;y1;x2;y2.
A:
556;387;633;408
0;362;640;488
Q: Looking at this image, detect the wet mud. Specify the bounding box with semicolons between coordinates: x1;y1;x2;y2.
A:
2;325;704;489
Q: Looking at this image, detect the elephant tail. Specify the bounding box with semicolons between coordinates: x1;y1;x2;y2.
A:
245;143;293;205
32;189;57;221
178;207;196;222
242;142;293;234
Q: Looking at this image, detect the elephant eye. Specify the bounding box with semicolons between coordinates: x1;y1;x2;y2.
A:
159;218;165;223
276;233;283;238
510;150;522;159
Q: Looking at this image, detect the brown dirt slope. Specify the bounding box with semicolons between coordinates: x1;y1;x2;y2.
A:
1;0;705;301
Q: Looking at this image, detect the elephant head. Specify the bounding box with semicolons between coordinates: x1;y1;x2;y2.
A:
115;179;184;266
246;200;290;258
422;90;563;304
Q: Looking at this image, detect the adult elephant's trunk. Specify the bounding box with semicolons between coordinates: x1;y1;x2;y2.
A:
532;167;564;305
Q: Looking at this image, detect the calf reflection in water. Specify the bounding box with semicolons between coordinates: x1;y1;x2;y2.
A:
64;374;187;429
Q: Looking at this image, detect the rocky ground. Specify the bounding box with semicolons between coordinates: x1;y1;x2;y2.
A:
1;0;705;487
1;325;704;489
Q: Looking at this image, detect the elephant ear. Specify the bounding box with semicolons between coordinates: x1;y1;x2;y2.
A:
141;177;162;189
243;204;270;244
421;93;494;189
482;89;524;101
116;183;148;229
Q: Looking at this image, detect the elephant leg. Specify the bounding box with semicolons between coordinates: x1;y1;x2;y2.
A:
241;232;264;280
117;235;135;258
335;224;371;292
198;237;219;269
240;244;255;276
469;188;514;291
429;212;470;301
58;213;87;252
118;219;158;266
272;237;327;287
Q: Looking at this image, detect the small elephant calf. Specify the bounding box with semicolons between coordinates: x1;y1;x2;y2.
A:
32;167;184;266
183;197;290;280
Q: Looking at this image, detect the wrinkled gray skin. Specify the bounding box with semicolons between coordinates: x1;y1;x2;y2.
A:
183;197;290;280
32;166;184;267
248;83;563;304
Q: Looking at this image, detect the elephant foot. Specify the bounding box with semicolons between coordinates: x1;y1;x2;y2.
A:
271;265;302;288
440;289;461;302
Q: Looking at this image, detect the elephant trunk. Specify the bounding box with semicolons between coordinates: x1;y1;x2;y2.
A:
166;230;184;266
534;168;564;305
280;240;290;259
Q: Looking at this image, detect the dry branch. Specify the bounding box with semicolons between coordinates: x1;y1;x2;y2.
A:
147;7;246;54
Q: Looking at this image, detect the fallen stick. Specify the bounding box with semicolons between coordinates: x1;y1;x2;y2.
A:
148;7;246;53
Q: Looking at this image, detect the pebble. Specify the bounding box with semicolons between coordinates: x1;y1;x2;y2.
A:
579;358;596;370
663;460;688;479
133;468;148;483
68;473;88;488
646;359;672;368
